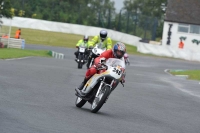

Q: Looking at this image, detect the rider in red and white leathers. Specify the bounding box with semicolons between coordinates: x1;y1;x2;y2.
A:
75;42;126;97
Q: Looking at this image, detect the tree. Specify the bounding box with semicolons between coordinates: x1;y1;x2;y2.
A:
8;0;116;28
122;0;167;39
0;0;13;18
123;0;167;18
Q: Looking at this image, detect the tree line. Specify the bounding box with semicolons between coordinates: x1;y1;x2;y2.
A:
1;0;167;39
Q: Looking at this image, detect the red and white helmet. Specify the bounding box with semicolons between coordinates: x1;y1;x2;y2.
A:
112;42;126;59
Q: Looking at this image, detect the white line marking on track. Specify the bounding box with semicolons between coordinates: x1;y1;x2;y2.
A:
5;56;32;61
162;73;200;98
177;88;200;98
164;69;173;76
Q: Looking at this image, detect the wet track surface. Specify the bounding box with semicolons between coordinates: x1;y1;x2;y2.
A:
0;44;200;133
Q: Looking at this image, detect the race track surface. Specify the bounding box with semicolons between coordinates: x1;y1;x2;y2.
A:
0;44;200;133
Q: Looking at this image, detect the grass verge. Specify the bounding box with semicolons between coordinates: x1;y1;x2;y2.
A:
170;70;200;81
0;48;51;59
3;26;190;59
8;26;142;55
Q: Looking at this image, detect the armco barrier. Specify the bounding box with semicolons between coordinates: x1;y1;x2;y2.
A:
1;17;141;47
48;50;65;59
137;42;200;62
0;37;25;49
2;17;200;62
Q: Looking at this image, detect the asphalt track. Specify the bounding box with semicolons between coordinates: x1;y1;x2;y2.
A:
0;44;200;133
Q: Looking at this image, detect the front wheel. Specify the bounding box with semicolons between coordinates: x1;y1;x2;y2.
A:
91;85;110;113
78;62;83;69
78;54;83;69
75;97;86;108
87;56;93;69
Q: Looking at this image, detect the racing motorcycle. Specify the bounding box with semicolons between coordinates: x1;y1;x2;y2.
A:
75;58;125;113
75;46;88;69
124;53;130;66
86;42;106;69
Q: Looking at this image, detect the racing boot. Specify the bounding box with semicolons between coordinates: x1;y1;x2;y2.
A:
74;51;78;61
75;78;88;97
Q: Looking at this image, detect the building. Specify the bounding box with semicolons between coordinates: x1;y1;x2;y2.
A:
162;0;200;52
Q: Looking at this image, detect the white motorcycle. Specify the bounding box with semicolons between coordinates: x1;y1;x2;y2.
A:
75;58;126;113
87;42;106;69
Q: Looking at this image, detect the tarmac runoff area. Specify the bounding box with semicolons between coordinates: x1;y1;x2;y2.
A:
0;44;200;133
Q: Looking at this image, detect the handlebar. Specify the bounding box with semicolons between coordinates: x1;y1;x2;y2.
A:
97;63;107;70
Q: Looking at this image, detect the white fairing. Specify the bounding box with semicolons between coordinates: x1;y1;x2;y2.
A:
79;47;86;53
105;58;126;69
92;43;106;56
109;67;122;79
105;58;126;79
82;58;126;94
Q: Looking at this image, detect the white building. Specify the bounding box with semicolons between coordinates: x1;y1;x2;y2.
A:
162;0;200;52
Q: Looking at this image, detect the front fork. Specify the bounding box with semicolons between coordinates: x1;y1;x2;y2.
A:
95;77;105;98
95;78;115;103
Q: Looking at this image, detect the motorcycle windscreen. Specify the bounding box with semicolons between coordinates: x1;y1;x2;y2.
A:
105;58;126;69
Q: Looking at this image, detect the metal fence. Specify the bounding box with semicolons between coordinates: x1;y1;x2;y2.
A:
74;10;159;41
96;11;159;41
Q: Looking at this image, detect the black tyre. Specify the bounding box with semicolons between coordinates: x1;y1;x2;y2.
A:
77;54;83;69
87;56;92;69
75;97;87;108
89;58;94;68
91;85;110;113
78;62;83;69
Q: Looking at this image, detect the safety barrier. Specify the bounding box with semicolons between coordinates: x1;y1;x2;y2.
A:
1;17;141;47
48;50;65;59
1;17;200;62
0;37;25;49
137;42;200;62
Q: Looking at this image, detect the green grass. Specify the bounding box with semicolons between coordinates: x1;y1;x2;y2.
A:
0;25;189;59
7;26;142;54
10;27;83;48
0;48;51;59
170;70;200;81
0;25;145;59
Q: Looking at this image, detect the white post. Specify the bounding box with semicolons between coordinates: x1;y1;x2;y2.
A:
8;18;12;47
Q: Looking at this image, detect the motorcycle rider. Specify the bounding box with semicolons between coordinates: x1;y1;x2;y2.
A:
87;30;113;68
74;35;91;60
75;42;126;97
124;52;130;65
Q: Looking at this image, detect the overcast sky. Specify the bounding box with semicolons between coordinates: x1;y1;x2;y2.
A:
112;0;124;12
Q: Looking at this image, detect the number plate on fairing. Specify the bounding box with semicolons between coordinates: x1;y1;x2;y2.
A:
110;66;122;79
79;47;85;52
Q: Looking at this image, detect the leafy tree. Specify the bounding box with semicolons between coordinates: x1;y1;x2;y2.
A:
0;0;13;18
122;0;167;39
9;0;164;39
9;0;116;27
123;0;167;18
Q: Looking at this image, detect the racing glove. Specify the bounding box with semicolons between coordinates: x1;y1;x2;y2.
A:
121;70;126;84
94;57;106;70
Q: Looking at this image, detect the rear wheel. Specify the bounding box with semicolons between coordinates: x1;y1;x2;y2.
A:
91;85;110;113
75;97;86;108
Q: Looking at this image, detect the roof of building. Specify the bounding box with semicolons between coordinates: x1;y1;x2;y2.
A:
165;0;200;25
